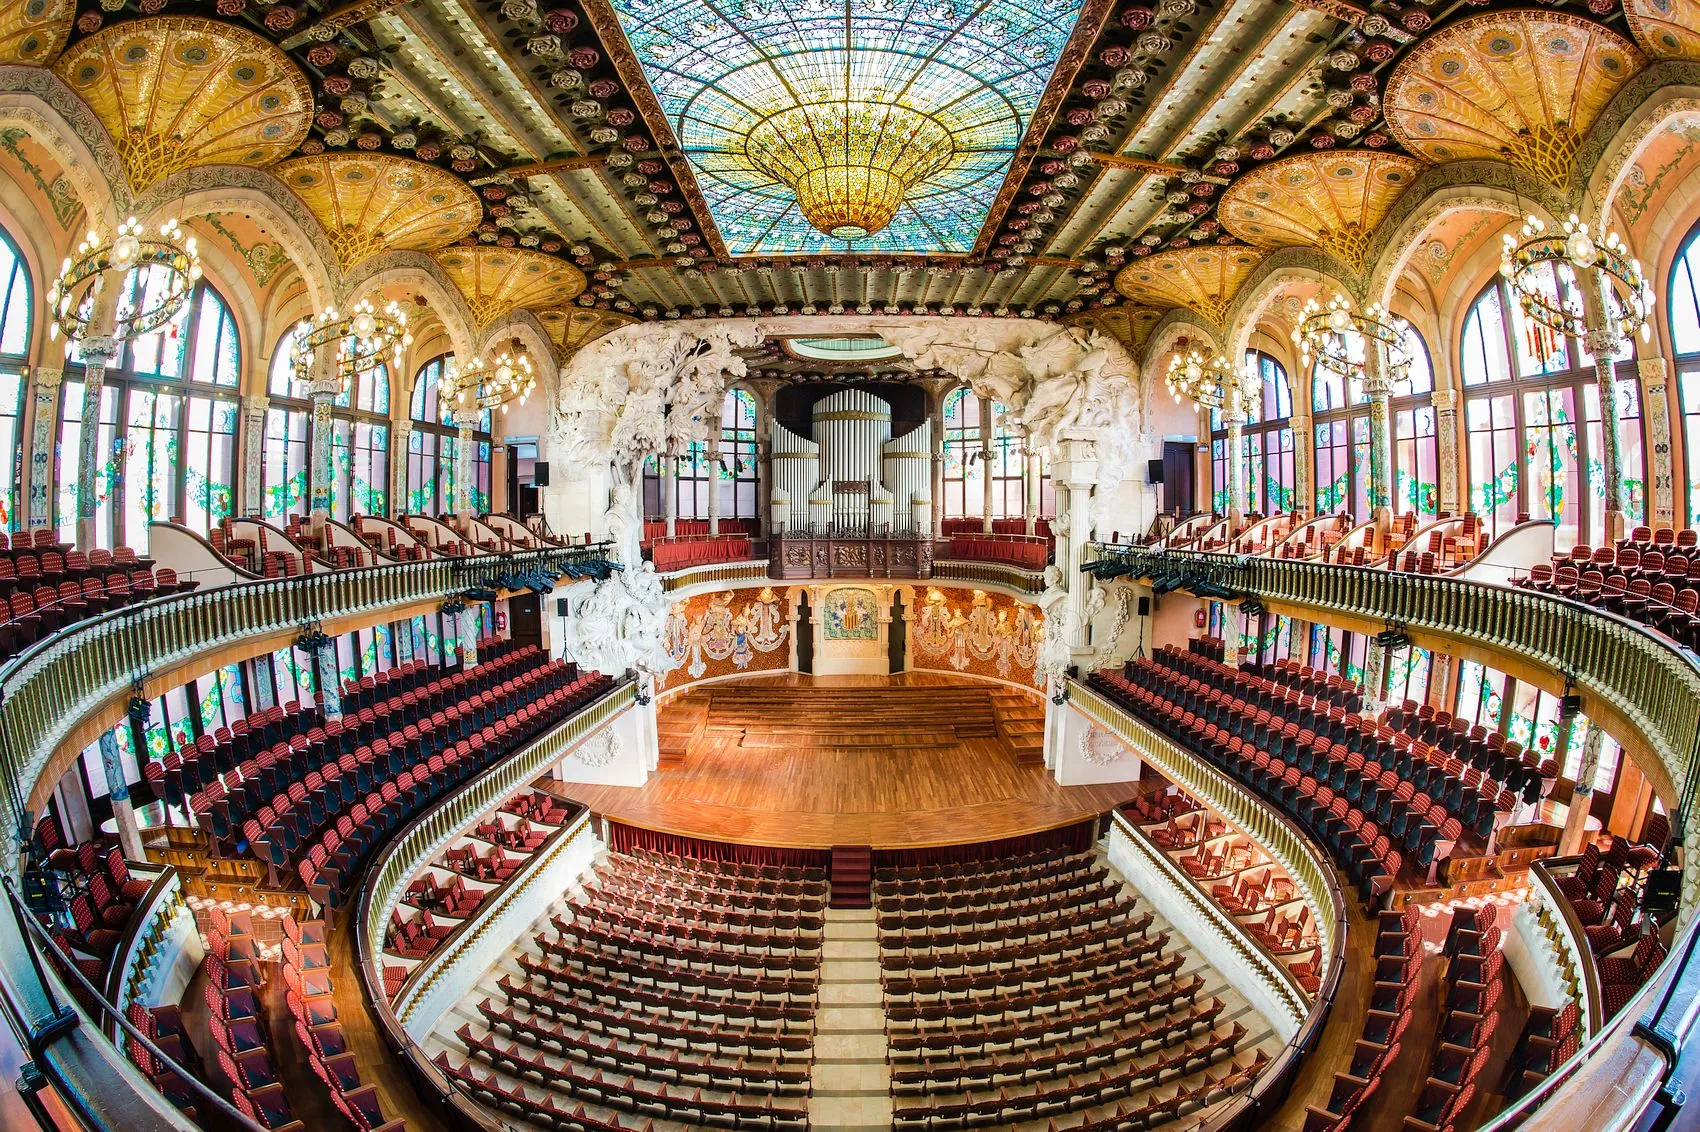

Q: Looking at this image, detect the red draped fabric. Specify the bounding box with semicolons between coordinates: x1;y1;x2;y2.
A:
605;822;832;869
869;819;1099;869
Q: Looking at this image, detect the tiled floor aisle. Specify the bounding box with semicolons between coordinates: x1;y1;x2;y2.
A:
808;907;894;1130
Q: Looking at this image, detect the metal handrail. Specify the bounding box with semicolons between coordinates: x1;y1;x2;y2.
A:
2;875;264;1132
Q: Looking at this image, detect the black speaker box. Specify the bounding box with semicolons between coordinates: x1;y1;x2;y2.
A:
534;462;550;486
1146;459;1165;484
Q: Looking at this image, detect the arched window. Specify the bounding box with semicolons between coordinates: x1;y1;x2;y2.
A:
1461;268;1642;547
1667;218;1700;523
407;355;490;515
0;226;30;531
260;330;391;523
942;386;983;520
1212;351;1293;516
720;387;759;519
56;272;239;550
1311;325;1436;521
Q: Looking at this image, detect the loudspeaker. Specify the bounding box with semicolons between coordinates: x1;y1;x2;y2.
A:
556;598;570;617
1137;597;1150;616
1146;459;1165;485
534;462;550;487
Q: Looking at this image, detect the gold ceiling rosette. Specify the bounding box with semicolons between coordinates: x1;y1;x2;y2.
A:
1622;0;1700;60
1114;245;1264;325
54;16;312;190
744;100;954;239
1062;306;1164;356
1383;11;1645;186
432;245;587;328
0;0;72;65
1218;151;1424;273
537;307;638;360
274;152;481;270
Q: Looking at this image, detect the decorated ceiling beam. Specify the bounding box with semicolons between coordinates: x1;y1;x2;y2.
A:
278;0;414;51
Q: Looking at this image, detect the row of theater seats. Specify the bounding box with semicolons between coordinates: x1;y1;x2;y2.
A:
942;533;1051;570
1558;839;1671;1016
124;1001;200;1118
1125;793;1324;994
1518;548;1700;650
436;847;825;1131
38;837;151;962
282;913;408;1131
875;846;1265;1131
280;516;376;570
351;516;430;561
647;533;754;571
1089;649;1520;898
202;908;302;1132
1241;658;1364;712
385;791;579;965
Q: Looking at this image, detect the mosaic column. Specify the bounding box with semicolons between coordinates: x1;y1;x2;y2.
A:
980;395;994;533
249;655;277;713
390;419;412;515
26;366;62;532
459;605;479;669
242;394;268;518
1429;389;1460;517
1560;726;1606;856
453;408;479;518
75;337;119;549
1362;345;1394;533
1638;357;1675;528
1219;603;1239;667
99;727;144;862
663;453;677;538
1222;407;1247;531
314;639;343;721
308;376;339;533
1588;328;1627;544
707;440;722;536
1288;412;1311;520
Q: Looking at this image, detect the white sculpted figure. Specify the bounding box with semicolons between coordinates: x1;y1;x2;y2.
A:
603;479;642;567
1036;565;1075;680
560;561;675;679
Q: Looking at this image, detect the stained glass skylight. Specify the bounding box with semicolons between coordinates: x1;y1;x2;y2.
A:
609;0;1088;255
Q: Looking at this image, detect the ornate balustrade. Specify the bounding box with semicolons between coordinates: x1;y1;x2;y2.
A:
103;863;200;1046
1514;857;1601;1037
931;557;1047;595
1088;542;1700;917
0;544;612;1132
358;680;632;1033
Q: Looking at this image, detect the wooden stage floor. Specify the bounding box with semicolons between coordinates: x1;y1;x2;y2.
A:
544;673;1144;849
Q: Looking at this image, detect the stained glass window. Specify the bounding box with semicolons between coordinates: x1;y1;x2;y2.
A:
720;388;760;520
942;387;983;520
55;277;238;550
1670;220;1700;524
409;356;487;515
608;0;1086;254
1212;352;1291;516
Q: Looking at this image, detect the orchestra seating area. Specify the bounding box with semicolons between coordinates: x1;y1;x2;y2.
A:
431;846;825;1131
874;846;1272;1131
1087;645;1547;898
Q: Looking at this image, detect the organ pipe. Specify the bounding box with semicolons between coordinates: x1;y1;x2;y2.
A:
882;419;931;535
769;420;819;534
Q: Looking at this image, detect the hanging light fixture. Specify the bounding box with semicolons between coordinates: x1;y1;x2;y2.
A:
1165;348;1252;413
1293;293;1408;379
291;298;411;391
745;101;955;239
47;216;202;345
445;338;536;415
1499;213;1652;344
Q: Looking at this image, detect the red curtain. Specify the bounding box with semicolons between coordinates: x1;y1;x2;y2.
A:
870;818;1099;869
606;822;831;869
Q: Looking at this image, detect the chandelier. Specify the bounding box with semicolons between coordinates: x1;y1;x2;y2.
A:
47;217;201;345
745;101;954;239
1294;294;1407;380
292;299;411;389
445;340;536;415
1500;213;1652;345
1166;349;1252;415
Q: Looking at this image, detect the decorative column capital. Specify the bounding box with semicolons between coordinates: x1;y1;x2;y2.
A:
1585;327;1624;359
452;407;482;432
1637;356;1669;389
243;392;270;418
1428;388;1457;413
78;336;120;366
31;366;63;390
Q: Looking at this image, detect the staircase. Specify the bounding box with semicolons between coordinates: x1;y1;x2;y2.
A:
705;685;1000;744
829;845;872;909
992;688;1047;765
655;692;706;767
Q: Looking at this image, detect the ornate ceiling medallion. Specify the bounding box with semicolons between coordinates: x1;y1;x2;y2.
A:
432;246;587;328
1114;245;1263;325
1382;11;1645;186
0;0;72;65
1218;151;1424;273
607;0;1086;255
274;152;481;270
1622;0;1700;60
1062;306;1163;355
54;17;313;191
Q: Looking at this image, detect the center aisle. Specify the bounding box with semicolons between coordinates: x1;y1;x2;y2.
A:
808;908;894;1130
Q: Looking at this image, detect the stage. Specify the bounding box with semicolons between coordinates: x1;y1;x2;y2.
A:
543;673;1145;850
